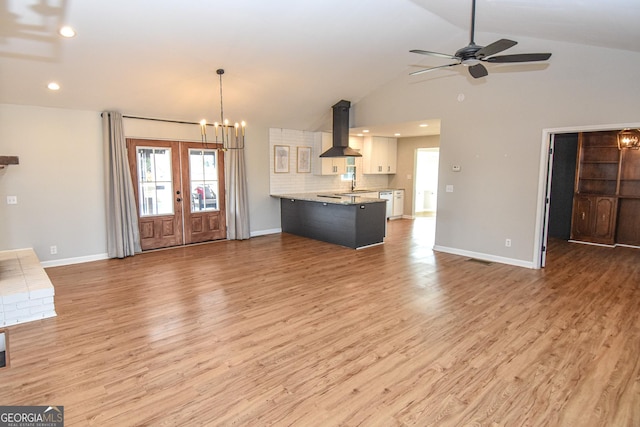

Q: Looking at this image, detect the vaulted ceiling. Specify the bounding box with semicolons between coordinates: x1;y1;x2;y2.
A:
1;0;639;134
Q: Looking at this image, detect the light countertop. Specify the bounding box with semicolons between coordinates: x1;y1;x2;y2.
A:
271;192;385;205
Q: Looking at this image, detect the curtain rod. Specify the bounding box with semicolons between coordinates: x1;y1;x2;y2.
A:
124;115;204;126
102;113;240;129
101;112;203;126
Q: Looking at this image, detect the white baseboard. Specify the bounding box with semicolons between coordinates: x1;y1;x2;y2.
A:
251;228;282;237
40;230;282;268
41;253;109;268
432;245;535;269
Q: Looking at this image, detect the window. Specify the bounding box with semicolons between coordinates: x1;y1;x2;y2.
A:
189;149;219;212
136;147;174;216
341;156;356;181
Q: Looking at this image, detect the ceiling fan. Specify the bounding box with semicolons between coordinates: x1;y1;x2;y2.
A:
410;0;551;79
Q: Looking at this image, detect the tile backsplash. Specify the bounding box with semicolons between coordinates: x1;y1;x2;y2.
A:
269;128;389;194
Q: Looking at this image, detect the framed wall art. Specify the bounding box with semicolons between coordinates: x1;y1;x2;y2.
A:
297;147;311;173
274;145;290;173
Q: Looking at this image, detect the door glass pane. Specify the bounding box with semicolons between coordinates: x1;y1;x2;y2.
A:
136;147;174;216
189;149;219;212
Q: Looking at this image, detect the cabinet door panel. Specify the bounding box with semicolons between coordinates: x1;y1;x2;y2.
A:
571;196;593;239
593;197;615;240
387;138;397;174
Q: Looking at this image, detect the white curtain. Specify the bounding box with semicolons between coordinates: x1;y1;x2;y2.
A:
225;138;251;240
102;111;141;257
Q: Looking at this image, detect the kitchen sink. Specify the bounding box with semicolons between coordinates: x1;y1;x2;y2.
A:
337;190;379;197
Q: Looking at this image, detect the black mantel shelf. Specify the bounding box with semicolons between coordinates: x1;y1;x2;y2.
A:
0;156;19;167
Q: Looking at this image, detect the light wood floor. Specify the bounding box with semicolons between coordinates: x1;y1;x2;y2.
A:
1;218;639;426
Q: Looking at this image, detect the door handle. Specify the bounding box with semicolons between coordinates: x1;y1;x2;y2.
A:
177;198;182;202
176;190;181;195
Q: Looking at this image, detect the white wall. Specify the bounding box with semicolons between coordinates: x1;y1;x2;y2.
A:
0;104;282;263
391;135;440;216
354;39;640;266
0;105;105;263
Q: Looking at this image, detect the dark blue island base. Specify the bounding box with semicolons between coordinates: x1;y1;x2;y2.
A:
279;198;386;249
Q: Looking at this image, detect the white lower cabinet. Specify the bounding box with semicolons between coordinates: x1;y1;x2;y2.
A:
392;190;404;218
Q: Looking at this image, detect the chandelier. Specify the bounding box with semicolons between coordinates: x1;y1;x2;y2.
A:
199;69;245;150
617;128;640;150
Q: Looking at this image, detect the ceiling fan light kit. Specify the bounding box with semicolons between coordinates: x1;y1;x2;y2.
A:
410;0;552;79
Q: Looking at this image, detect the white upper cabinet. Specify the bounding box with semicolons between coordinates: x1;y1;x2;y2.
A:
363;136;397;174
313;132;346;175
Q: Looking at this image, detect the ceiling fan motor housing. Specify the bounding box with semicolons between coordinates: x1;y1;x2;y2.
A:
456;44;483;65
410;0;551;78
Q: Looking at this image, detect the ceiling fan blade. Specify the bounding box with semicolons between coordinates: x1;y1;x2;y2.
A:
486;53;552;63
468;63;488;79
410;63;460;76
476;39;517;58
410;49;458;61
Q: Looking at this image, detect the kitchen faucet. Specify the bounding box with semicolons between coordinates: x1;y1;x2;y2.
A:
351;166;357;191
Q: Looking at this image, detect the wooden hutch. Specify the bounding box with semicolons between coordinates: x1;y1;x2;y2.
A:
570;130;640;246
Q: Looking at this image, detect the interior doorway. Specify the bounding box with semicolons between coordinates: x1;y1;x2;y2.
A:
127;139;226;251
536;121;640;268
414;148;439;217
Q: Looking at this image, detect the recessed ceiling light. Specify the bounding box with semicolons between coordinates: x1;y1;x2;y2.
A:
47;82;60;91
394;133;401;136
357;133;363;137
362;129;370;133
419;124;429;128
59;26;76;38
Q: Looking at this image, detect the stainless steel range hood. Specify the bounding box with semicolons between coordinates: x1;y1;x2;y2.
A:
320;100;362;157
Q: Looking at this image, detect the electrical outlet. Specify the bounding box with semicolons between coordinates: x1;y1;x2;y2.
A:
505;239;512;247
50;246;57;255
7;196;17;205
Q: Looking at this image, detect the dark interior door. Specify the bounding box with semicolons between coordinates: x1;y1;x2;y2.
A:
548;133;578;239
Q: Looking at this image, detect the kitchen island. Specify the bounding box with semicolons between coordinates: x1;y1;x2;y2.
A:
272;193;386;249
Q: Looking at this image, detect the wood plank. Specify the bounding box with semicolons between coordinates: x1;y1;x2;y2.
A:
0;221;639;425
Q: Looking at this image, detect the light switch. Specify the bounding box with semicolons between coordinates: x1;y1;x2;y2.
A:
7;195;17;205
446;185;454;193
